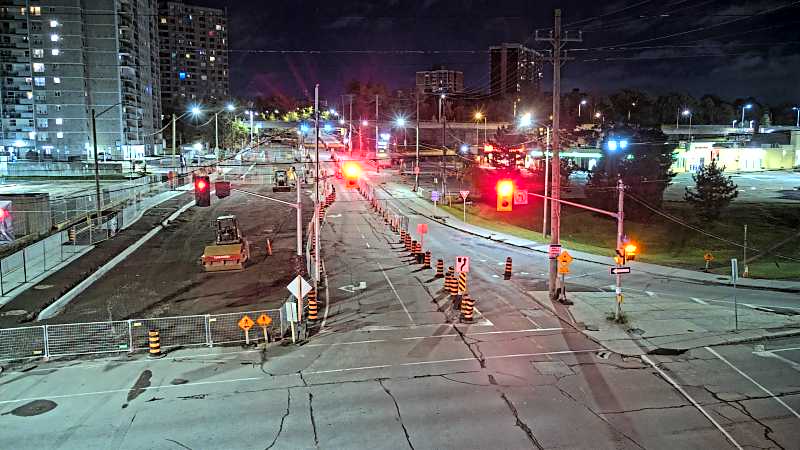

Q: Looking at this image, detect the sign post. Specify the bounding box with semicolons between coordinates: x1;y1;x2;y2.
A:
731;258;739;331
257;314;273;343
557;251;573;304
286;275;311;343
431;190;440;208
704;252;714;272
455;256;470;273
460;190;469;223
238;315;255;346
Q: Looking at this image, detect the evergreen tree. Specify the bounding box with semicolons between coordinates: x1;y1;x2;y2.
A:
684;161;739;221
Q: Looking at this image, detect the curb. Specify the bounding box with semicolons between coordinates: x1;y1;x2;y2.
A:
381;185;800;295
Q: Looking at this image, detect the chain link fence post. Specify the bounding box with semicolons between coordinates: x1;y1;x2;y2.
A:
205;314;213;347
43;325;50;360
127;320;134;353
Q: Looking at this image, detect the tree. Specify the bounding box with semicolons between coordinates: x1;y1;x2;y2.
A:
684;161;738;221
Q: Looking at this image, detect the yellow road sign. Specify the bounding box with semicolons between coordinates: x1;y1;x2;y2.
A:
558;250;573;264
704;252;714;262
256;314;272;327
558;262;570;274
238;315;255;331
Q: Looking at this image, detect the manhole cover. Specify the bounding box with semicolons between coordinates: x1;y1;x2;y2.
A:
628;328;645;336
0;309;28;317
32;284;53;290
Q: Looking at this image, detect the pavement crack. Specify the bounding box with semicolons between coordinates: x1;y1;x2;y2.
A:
378;379;415;450
165;438;193;450
308;393;319;447
438;374;492;386
499;392;544;449
265;388;291;450
601;404;690;414
727;398;785;450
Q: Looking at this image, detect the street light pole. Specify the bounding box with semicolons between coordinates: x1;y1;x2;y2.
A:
793;107;799;127
414;94;420;192
91;109;102;224
214;112;219;158
314;84;321;286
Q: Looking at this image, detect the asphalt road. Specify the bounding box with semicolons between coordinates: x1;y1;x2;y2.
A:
1;158;798;449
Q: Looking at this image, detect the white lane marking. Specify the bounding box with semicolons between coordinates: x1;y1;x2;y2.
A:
376;261;415;325
366;242;371;248
304;327;564;347
361;234;366;239
641;355;743;450
770;346;800;353
305;364;392;375
645;291;656;297
756;351;800;372
0;376;263;406
705;346;800;419
690;297;708;305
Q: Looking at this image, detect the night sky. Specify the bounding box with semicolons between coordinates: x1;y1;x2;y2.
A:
192;0;800;104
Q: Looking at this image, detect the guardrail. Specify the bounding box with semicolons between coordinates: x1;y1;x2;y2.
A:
0;308;284;362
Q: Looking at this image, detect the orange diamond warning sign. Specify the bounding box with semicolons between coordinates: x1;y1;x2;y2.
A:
256;314;272;327
238;315;255;331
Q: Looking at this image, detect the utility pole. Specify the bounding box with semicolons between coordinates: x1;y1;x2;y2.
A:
172;112;177;161
314;85;321;286
348;95;353;156
542;126;550;237
91;109;102;224
615;179;625;321
414;93;420;191
537;9;582;301
375;95;379;157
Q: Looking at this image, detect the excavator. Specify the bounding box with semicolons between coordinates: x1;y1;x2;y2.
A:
201;215;250;272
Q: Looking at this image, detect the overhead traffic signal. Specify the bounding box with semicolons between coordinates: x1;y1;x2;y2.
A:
616;242;638;264
496;179;514;212
194;175;211;207
342;161;361;189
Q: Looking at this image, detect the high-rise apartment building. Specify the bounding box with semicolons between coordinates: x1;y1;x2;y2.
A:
158;1;229;113
490;43;544;97
0;0;162;160
415;67;464;95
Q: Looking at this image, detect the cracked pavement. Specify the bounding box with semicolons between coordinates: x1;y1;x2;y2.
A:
0;170;798;449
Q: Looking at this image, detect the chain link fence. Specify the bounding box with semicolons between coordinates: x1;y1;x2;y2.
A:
0;308;285;362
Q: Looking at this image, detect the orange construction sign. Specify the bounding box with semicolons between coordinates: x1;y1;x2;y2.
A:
256;314;272;327
238;315;255;331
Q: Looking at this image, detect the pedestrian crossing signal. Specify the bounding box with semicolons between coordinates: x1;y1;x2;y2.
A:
496;180;514;212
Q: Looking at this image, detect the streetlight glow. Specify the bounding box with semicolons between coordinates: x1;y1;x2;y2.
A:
519;112;532;128
581;100;587;105
474;111;483;120
394;116;406;127
190;105;202;116
682;109;691;116
361;120;368;126
225;103;235;111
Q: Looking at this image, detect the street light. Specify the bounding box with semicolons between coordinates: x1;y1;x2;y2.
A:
741;103;753;127
394;116;408;150
579;99;587;118
225;103;235;112
474;111;487;146
361;119;368;126
519;112;533;128
792;107;799;127
682;109;693;139
595;111;603;123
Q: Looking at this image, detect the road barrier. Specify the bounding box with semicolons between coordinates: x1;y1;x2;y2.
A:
0;308;284;362
504;257;513;280
307;289;319;321
458;272;467;294
423;251;432;269
460;293;475;323
447;267;458;296
148;330;163;358
414;241;423;263
435;259;444;277
404;234;412;251
410;240;417;256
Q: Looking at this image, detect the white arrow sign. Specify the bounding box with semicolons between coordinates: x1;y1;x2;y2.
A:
338;281;367;293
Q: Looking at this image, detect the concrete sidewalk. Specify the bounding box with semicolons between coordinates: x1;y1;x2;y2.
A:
379;180;800;293
528;290;800;356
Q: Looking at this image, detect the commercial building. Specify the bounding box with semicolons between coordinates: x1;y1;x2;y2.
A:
489;43;544;97
415;67;464;94
0;0;162;161
157;1;229;113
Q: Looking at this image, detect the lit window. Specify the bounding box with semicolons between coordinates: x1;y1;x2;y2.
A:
209;56;215;62
50;20;58;27
55;118;63;125
51;48;59;56
178;72;186;80
216;24;222;30
30;6;41;15
26;92;33;99
57;132;64;139
29;131;36;139
185;53;190;58
201;75;207;81
34;77;46;86
33;63;45;72
50;34;59;42
53;77;60;84
33;49;44;58
160;17;167;24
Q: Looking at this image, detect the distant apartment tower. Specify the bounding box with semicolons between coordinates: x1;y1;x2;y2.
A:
490;43;544;97
415;66;464;94
0;0;162;160
158;1;229;113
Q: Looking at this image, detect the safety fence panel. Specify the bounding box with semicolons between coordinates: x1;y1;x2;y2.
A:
23;242;45;282
0;326;46;361
129;315;210;352
46;321;131;357
43;232;64;271
209;309;282;346
0;251;25;295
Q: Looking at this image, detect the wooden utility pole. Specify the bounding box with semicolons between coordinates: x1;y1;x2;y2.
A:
537;9;582;301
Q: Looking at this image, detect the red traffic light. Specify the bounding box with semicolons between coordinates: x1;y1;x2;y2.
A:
195;178;208;191
342;161;361;179
496;179;514;196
